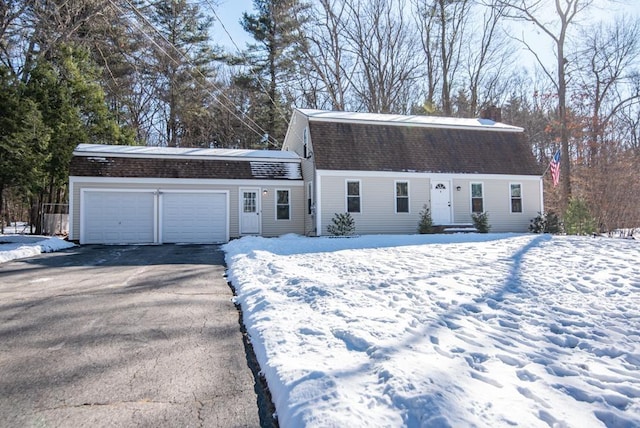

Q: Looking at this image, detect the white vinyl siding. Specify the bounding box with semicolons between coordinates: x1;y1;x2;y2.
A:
319;175;429;235
453;178;541;232
70;177;304;241
281;110;317;235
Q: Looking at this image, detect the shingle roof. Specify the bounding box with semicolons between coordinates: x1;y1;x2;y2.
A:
70;145;302;180
305;113;540;176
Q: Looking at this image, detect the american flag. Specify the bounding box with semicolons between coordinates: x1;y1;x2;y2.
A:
550;149;561;187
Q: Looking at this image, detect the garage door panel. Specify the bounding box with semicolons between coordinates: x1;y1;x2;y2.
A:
161;193;227;244
83;191;155;244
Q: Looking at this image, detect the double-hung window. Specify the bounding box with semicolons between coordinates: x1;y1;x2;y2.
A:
276;189;290;220
396;181;409;213
471;183;484;213
347;181;361;213
510;184;522;213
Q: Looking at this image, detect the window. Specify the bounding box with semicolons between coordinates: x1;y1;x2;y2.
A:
307;181;313;215
243;191;256;213
347;181;360;213
396;181;409;213
276;190;290;220
510;183;522;213
471;183;484;213
303;127;309;158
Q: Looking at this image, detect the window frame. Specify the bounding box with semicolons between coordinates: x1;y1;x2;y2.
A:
275;189;291;221
346;180;361;213
470;182;484;213
510;183;523;214
395;180;410;214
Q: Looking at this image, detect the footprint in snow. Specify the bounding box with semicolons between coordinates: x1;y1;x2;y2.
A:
332;328;371;353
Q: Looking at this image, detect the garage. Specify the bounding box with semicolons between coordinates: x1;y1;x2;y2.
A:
161;192;227;244
69;144;303;244
80;190;228;245
82;190;156;244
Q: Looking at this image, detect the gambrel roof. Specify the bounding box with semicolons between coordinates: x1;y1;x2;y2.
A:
298;109;541;176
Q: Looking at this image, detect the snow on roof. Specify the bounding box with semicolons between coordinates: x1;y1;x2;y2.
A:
73;144;300;161
296;108;524;132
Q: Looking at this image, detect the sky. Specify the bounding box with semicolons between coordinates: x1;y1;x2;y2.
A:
211;0;640;71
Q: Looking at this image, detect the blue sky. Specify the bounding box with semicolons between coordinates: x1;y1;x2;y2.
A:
211;0;253;52
211;0;640;62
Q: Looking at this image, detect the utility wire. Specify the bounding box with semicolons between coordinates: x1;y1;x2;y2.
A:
107;0;280;148
202;0;305;147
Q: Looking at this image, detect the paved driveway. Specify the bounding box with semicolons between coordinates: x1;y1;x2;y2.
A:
0;245;262;427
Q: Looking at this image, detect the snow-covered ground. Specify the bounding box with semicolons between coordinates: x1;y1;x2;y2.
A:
224;233;640;427
0;223;75;263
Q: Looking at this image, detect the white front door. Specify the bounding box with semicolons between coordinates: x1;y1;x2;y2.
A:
430;180;451;225
240;188;261;235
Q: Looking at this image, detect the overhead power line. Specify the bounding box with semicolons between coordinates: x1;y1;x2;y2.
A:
106;0;280;148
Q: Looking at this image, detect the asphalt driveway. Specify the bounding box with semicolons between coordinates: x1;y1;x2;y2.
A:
0;244;263;427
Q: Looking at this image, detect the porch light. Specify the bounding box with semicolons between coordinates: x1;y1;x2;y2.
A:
456;186;462;191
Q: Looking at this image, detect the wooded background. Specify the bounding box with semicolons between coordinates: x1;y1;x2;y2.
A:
1;0;638;233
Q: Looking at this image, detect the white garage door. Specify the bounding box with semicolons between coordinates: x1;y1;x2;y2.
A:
161;192;227;244
83;191;155;244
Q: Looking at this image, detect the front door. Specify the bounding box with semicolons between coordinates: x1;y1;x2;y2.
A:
430;180;451;225
240;188;261;235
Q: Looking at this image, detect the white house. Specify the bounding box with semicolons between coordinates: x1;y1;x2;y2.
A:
68;109;544;244
281;108;544;236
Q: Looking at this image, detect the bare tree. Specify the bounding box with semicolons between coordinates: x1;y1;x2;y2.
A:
496;0;597;206
571;16;640;230
413;0;470;115
573;16;640;165
300;0;353;110
412;0;440;112
342;0;422;113
464;0;514;116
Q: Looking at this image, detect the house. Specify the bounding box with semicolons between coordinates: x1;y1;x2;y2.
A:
68;109;543;244
281;108;543;236
68;144;304;244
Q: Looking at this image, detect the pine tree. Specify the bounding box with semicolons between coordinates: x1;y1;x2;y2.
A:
239;0;308;146
0;67;50;231
147;0;219;147
418;205;434;234
327;213;356;236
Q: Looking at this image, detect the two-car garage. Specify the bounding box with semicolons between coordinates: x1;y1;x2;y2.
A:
81;190;228;245
68;144;304;245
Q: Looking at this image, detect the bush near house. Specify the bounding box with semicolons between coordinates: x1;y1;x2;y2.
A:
471;212;491;233
418;205;434;234
327;213;356;236
529;211;562;234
